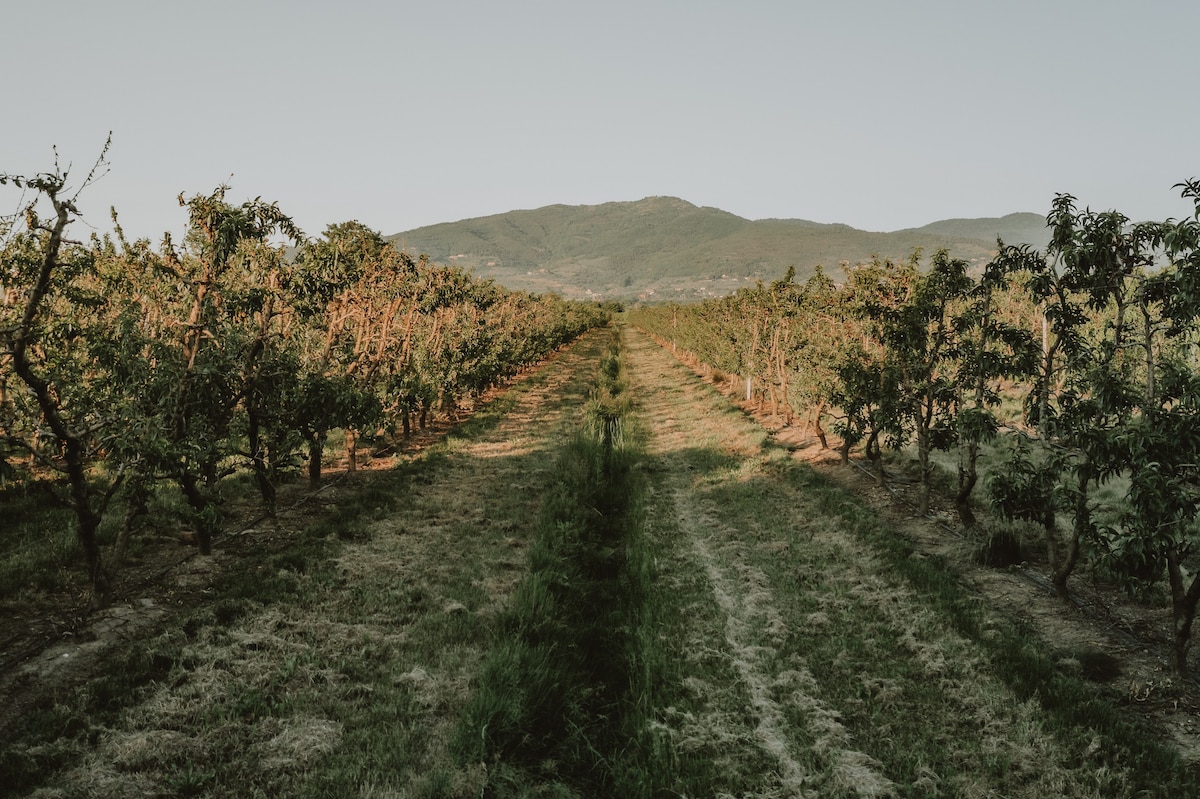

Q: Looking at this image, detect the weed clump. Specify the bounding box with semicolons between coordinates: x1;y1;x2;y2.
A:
1070;647;1124;683
974;520;1031;567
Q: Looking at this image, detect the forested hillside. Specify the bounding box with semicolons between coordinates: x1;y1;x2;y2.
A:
388;197;1052;301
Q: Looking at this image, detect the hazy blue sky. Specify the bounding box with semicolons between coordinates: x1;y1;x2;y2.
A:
6;0;1197;243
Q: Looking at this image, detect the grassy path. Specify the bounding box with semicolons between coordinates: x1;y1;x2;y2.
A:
4;333;607;798
6;325;1196;798
622;325;1188;798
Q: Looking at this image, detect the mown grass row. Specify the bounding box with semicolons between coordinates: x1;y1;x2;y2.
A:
796;463;1193;793
0;352;560;798
2;468;432;795
745;450;1197;796
620;328;1198;796
453;330;669;796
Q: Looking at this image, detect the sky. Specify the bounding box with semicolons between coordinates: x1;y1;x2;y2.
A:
5;0;1198;244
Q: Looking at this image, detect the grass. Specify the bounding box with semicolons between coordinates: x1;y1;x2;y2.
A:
0;331;611;798
624;326;1198;797
0;396;474;602
788;463;1189;793
6;325;1199;797
0;456;274;600
453;328;668;796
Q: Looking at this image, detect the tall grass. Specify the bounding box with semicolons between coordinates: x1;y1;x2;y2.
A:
454;330;666;796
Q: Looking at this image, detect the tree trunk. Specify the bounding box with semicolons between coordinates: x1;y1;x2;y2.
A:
7;190;110;602
1035;495;1074;601
79;511;110;607
308;431;325;487
62;435;111;598
775;327;791;425
954;447;978;529
916;428;932;517
114;481;151;566
247;406;275;511
812;403;829;450
1052;466;1090;602
345;428;357;473
1167;549;1200;677
1051;530;1081;603
179;473;214;556
866;431;884;487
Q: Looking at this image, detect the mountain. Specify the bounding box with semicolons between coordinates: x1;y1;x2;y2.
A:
385;197;1051;302
901;212;1049;245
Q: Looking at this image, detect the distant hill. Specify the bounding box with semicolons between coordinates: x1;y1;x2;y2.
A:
386;197;1050;302
901;212;1049;246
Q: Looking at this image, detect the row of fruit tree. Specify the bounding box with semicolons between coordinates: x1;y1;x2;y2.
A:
0;140;606;604
630;181;1200;677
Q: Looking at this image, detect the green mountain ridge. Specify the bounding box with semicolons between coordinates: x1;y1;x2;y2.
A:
386;197;1051;302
